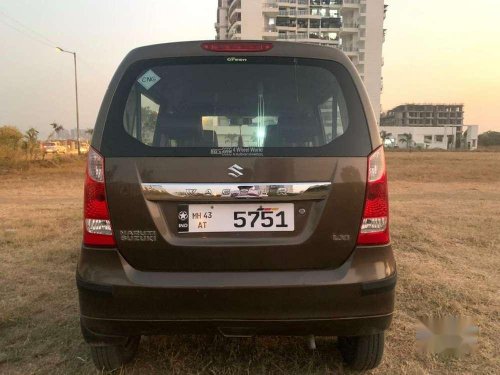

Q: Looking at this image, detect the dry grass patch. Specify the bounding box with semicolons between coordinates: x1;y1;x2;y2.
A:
0;152;499;374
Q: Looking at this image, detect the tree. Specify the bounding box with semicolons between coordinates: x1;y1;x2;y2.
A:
23;128;40;160
141;106;158;145
0;126;23;149
85;128;94;143
380;130;392;146
226;134;239;146
48;122;64;140
478;131;500;147
0;126;23;161
399;133;413;151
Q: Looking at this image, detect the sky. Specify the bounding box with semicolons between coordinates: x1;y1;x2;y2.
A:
0;0;499;138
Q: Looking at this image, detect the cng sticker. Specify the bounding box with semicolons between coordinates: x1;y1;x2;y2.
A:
137;69;161;90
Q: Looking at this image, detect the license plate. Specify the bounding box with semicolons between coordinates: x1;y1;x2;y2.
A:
177;204;295;233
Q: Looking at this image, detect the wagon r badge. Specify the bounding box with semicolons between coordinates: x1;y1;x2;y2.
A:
228;164;244;178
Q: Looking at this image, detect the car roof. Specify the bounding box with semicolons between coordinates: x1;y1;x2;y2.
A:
125;40;354;67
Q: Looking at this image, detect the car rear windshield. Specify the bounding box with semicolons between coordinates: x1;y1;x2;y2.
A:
102;57;370;157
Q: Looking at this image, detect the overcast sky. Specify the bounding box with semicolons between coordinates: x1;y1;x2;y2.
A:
1;0;499;138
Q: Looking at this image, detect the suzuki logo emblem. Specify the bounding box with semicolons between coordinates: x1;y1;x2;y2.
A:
228;164;244;178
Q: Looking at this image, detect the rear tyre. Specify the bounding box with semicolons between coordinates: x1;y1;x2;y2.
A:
338;332;384;371
89;336;140;371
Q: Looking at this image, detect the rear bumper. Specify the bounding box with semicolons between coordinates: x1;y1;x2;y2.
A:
77;245;396;342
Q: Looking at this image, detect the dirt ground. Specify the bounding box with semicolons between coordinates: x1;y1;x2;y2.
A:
0;152;499;374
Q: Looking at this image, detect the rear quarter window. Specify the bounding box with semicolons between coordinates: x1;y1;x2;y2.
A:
101;57;371;157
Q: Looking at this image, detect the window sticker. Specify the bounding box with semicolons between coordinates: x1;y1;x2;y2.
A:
137;69;161;90
210;147;264;157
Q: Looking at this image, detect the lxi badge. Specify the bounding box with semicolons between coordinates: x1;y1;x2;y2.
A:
177;205;189;232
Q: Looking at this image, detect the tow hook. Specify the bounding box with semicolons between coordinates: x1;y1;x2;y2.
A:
307;335;317;350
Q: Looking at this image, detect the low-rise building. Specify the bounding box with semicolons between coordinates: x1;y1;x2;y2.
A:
463;125;479;150
381;104;464;127
380;104;478;150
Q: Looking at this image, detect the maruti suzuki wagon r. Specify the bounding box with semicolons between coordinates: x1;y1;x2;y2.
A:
77;41;396;371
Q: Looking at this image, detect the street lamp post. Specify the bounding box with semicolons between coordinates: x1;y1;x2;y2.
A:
56;47;81;155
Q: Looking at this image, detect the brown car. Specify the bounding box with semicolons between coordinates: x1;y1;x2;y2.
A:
78;41;395;371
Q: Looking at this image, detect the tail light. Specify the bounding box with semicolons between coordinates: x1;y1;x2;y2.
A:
201;42;274;52
83;147;116;247
357;146;390;246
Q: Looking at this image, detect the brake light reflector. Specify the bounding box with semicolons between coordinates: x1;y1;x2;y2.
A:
357;146;390;246
201;42;274;52
83;147;116;247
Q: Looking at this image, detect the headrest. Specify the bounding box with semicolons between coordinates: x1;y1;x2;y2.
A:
201;130;218;147
155;112;202;147
275;111;319;147
277;111;312;128
158;113;201;135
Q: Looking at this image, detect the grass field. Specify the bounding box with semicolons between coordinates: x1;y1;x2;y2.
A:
0;152;499;374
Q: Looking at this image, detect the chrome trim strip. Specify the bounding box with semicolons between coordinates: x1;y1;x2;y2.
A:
141;182;332;201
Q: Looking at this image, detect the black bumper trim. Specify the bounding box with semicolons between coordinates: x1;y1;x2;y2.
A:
76;272;397;297
76;271;397;297
361;271;397;295
76;273;113;295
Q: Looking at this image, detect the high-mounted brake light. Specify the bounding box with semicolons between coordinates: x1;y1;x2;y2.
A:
201;41;274;53
83;147;116;247
357;146;390;246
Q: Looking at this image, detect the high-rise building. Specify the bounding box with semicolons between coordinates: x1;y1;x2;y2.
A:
215;0;387;120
